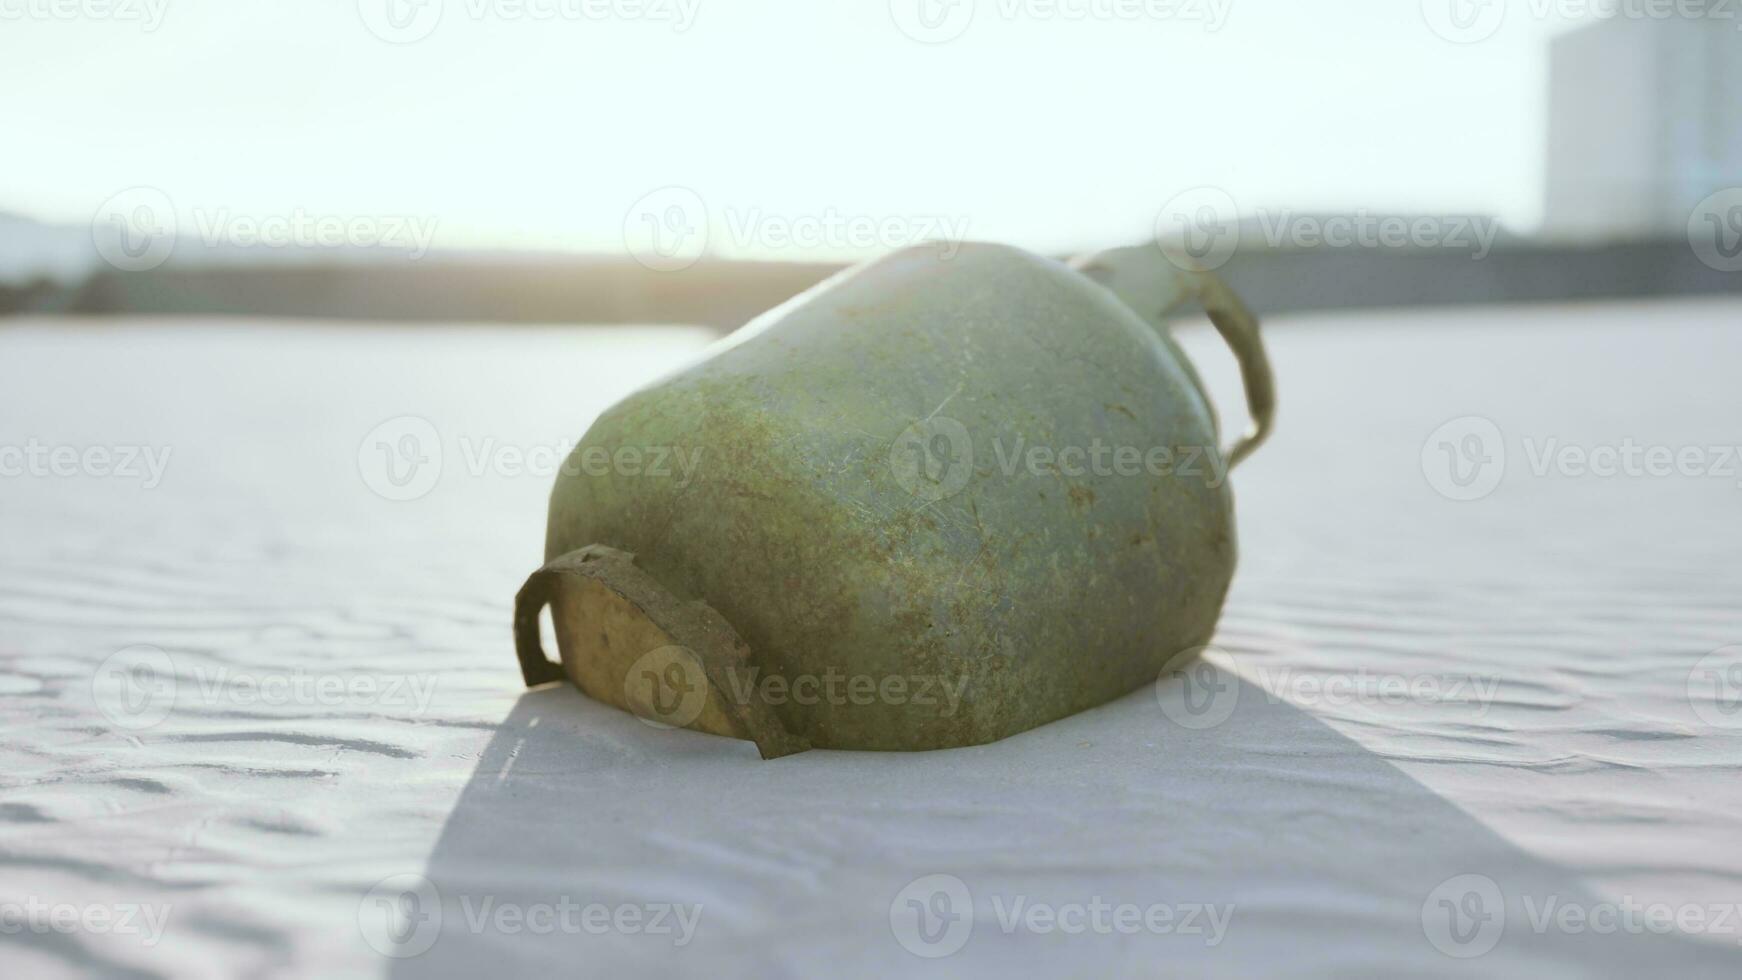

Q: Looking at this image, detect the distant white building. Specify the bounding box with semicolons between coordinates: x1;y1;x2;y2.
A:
1544;15;1742;239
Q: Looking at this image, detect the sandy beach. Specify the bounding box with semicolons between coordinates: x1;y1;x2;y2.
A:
3;300;1741;977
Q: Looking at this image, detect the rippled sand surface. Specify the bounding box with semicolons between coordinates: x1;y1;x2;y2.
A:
2;302;1741;978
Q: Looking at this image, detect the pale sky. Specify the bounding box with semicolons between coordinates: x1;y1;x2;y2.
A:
2;0;1600;260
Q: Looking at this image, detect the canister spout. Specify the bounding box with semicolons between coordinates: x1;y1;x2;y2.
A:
1069;244;1276;467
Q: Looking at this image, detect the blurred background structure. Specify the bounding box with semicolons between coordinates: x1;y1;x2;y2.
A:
1544;15;1742;241
1;2;1739;322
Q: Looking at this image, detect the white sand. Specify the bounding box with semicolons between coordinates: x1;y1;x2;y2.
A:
2;301;1740;977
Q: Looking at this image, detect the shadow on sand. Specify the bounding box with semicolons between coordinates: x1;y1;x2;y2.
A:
384;664;1740;978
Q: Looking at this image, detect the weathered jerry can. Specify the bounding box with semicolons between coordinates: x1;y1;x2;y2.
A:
513;241;1274;757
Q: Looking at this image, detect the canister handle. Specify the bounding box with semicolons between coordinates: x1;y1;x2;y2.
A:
1069;245;1275;468
1181;268;1275;467
512;545;810;759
